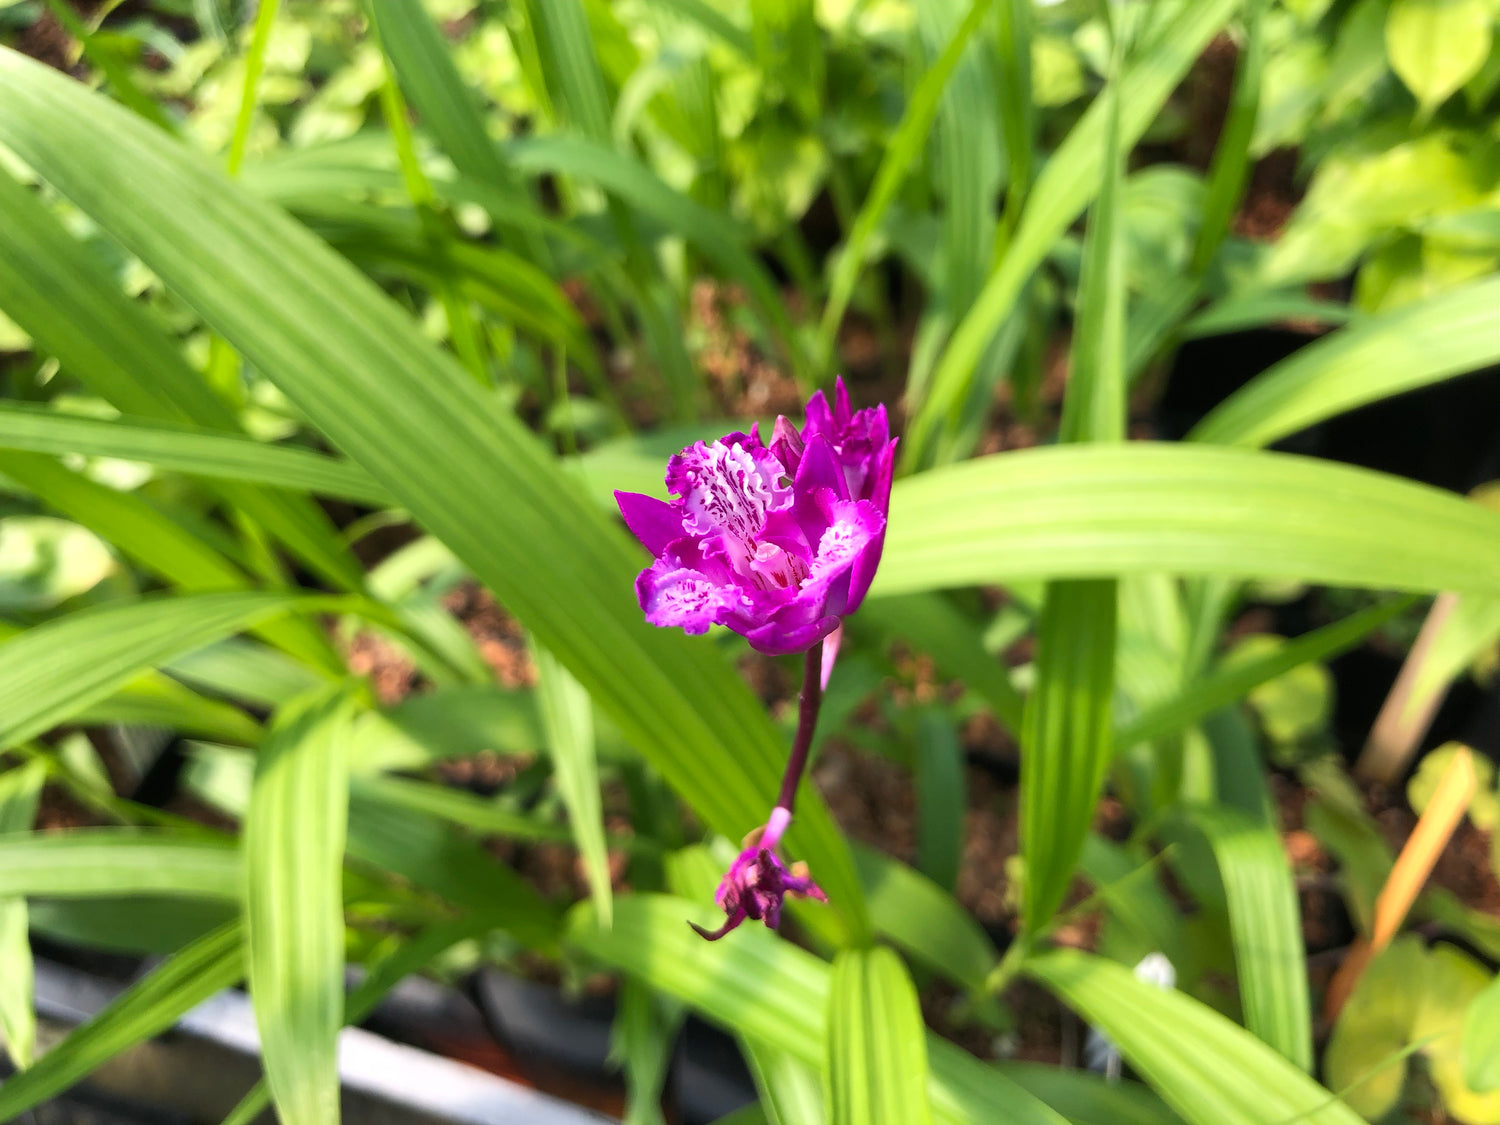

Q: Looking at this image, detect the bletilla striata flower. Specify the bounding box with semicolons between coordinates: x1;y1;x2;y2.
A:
614;378;895;656
615;378;896;940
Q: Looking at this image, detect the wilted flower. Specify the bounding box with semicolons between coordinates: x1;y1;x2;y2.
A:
616;378;894;940
688;809;828;941
615;377;895;656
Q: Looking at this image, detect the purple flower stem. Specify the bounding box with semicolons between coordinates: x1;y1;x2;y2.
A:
769;638;825;833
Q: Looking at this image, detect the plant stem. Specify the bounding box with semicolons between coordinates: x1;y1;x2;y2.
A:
774;639;826;816
983;932;1030;996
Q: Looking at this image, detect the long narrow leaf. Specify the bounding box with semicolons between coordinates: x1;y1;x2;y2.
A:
1119;596;1418;747
1185;805;1312;1070
907;0;1240;464
0;921;243;1120
568;895;1068;1125
533;642;613;927
0;404;389;504
244;688;355;1125
825;947;933;1125
874;444;1500;599
0;590;334;746
0;831;239;899
1026;950;1362;1125
1191;275;1500;448
0;162;362;593
0;762;44;1067
816;0;994;369
0;49;866;939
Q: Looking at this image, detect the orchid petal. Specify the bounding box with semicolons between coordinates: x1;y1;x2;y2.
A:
614;490;683;556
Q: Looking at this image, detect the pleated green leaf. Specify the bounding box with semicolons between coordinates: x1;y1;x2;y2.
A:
873;444;1500;599
825;947;933;1125
0;831;240;899
1021;580;1117;935
0;404;389;504
244;687;355;1125
1119;596;1418;748
995;1063;1184;1125
859;593;1024;737
0;762;44;1068
77;672;264;745
852;845;997;996
1191;275;1500;448
1185;805;1312;1070
816;0;994;370
1026;950;1364;1125
0;921;243;1121
567;895;1068;1125
907;0;1239;463
744;1039;824;1125
533;642;612;927
0;590;333;747
0;49;864;940
0;162;361;594
1465;973;1500;1092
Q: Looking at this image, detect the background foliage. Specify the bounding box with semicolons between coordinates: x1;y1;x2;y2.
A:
0;0;1499;1122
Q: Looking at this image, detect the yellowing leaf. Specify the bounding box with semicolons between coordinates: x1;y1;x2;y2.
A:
1386;0;1494;113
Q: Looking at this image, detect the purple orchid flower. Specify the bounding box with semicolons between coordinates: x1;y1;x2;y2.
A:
614;377;895;657
614;378;896;940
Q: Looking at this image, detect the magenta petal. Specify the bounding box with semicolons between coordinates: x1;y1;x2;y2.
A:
689;911;746;941
744;613;842;656
636;558;735;634
615;491;684;555
803;389;835;438
832;375;853;428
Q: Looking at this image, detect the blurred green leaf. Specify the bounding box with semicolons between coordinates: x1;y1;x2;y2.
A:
0;920;243;1121
0;761;44;1068
0;49;865;942
1027;949;1363;1125
569;895;1068;1125
1385;0;1492;113
908;0;1238;465
995;1062;1184;1125
825;946;933;1125
1120;598;1415;749
913;709;965;893
1192;276;1500;448
852;844;997;996
0;830;239;899
0;590;332;746
1184;805;1311;1070
1466;975;1500;1092
1323;936;1425;1119
875;445;1500;599
533;641;612;927
244;687;355;1125
0;516;114;612
0;404;389;504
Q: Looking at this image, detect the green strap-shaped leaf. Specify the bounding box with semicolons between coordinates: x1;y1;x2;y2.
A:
568;895;1068;1125
825;947;933;1125
0;404;388;504
1026;950;1363;1125
744;1038;823;1125
1020;21;1125;937
858;594;1023;734
995;1061;1184;1125
1191;275;1500;448
1118;596;1417;748
244;688;356;1125
906;0;1239;464
0;47;865;940
0;762;44;1067
0;591;334;746
1184;805;1311;1070
816;0;994;371
1021;580;1117;935
0;920;244;1120
0;831;240;899
851;844;997;996
874;444;1500;599
0;162;362;594
533;642;613;927
223;912;508;1125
